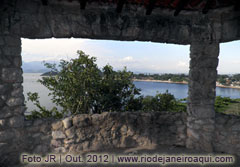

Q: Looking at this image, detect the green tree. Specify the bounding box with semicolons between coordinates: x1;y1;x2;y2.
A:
30;50;142;117
141;91;186;112
26;92;62;119
39;51;101;114
99;65;142;112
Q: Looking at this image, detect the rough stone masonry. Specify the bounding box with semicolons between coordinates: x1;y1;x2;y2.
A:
0;0;240;166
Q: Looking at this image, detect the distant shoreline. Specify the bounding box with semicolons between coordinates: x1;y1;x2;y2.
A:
133;79;240;90
133;79;188;85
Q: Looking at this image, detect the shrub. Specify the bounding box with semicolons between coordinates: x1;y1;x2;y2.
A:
141;91;186;112
27;50;142;118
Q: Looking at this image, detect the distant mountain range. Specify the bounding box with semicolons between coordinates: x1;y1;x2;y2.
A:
22;61;189;75
22;61;59;73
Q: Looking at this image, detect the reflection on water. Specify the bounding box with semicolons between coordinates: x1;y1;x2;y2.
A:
134;81;240;99
134;81;188;99
216;87;240;98
23;73;53;113
23;74;240;112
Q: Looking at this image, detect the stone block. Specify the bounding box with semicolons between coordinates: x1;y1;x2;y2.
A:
51;139;62;148
9;116;24;128
0;130;14;142
0;119;6;128
54;147;66;153
2;46;21;56
1;95;7;101
0;57;11;67
187;128;199;140
82;141;90;150
73;114;91;127
127;128;134;136
232;124;240;131
0;143;7;157
200;140;213;152
65;127;75;138
4;36;21;46
62;117;72;129
90;139;104;150
12;83;22;88
188;104;215;118
202;124;215;132
33;119;43;126
120;136;137;148
6;97;24;107
13;57;22;67
52;131;66;139
14;106;26;115
11;86;23;97
40;124;51;134
177;125;186;132
0;106;12;118
41;135;51;141
0;84;10;94
52;121;63;131
91;114;101;123
2;68;23;83
64;139;74;144
32;133;41;138
120;125;127;135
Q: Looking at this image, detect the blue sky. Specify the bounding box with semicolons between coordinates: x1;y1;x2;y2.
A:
21;38;240;74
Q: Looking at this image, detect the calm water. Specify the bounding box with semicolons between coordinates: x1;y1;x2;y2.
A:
23;73;240;112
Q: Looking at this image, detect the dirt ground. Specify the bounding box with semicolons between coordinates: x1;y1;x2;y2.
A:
24;145;239;167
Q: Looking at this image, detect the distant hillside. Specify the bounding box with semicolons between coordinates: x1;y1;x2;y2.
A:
22;61;59;73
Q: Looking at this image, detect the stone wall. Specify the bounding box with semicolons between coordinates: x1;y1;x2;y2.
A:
1;0;240;44
20;112;187;157
19;112;240;156
0;34;25;166
2;110;240;166
21;118;54;155
214;113;240;157
17;112;240;159
186;42;219;152
50;112;187;153
0;0;240;166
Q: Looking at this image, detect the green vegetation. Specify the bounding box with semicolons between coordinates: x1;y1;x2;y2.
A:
215;96;240;115
27;51;142;119
133;73;188;82
134;73;240;87
217;74;240;86
141;91;186;112
26;51;240;119
26;92;62;119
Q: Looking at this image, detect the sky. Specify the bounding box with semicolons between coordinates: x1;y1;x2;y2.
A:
21;38;240;74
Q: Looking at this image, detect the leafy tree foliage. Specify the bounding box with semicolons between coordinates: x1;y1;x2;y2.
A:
26;51;240;120
215;96;237;113
26;92;62;119
141;91;187;112
40;51;102;114
133;73;188;82
99;65;142;112
28;51;142;117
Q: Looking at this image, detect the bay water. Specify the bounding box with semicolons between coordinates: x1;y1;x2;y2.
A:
23;73;240;113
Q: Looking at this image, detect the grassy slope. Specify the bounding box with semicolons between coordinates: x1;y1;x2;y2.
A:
216;98;240;116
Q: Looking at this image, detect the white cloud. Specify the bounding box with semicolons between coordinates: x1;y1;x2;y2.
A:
21;38;113;62
177;61;188;68
231;61;240;64
121;56;134;62
21;38;192;73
